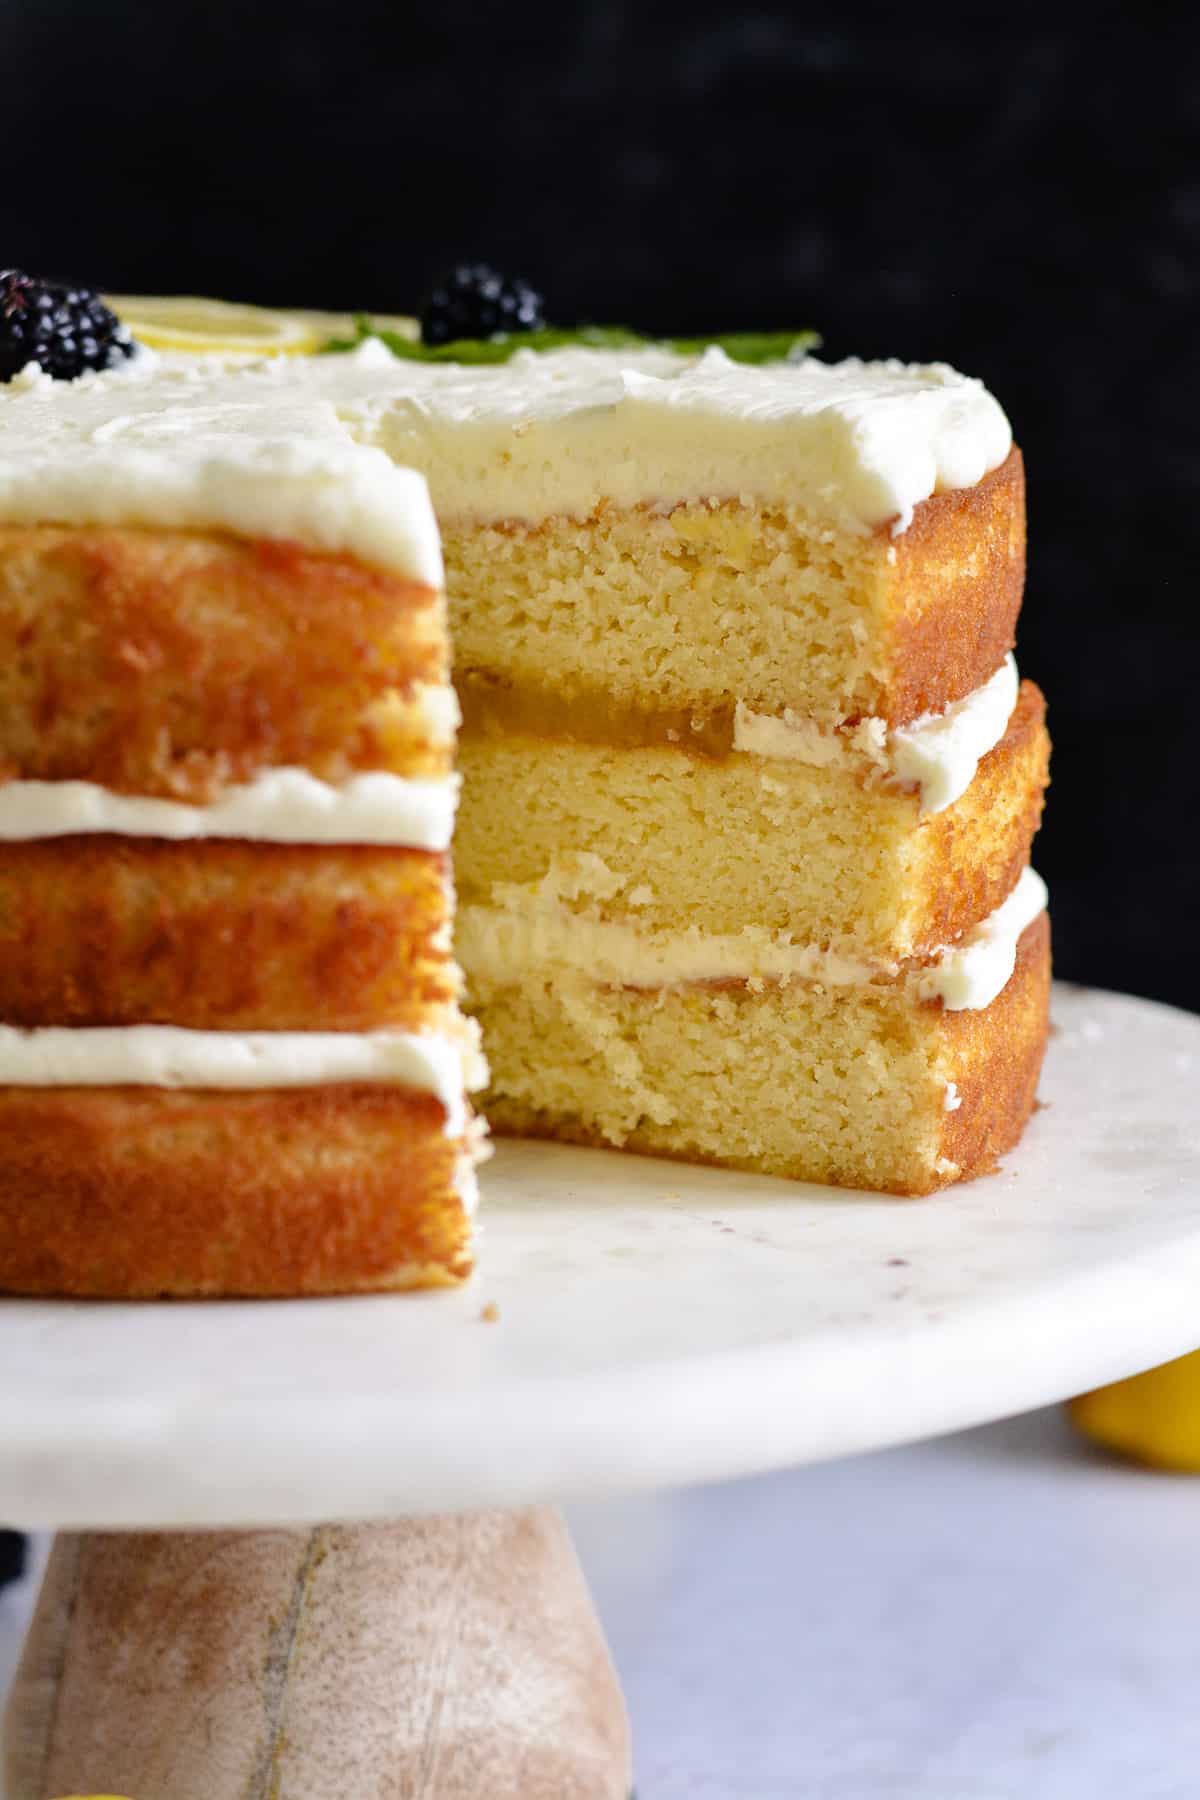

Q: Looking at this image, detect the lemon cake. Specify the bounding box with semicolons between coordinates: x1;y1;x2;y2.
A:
0;275;1051;1305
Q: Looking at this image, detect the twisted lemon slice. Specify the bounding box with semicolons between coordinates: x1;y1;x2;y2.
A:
1070;1349;1200;1471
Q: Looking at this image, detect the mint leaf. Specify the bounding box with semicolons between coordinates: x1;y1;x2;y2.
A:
667;330;821;363
319;319;820;366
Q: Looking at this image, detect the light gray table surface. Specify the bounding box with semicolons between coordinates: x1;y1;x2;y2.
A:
3;1406;1198;1799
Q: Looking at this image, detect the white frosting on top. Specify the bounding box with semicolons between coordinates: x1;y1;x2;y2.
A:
461;865;1048;1012
355;343;1013;531
733;654;1019;814
0;350;443;583
0;338;1011;548
0;1024;486;1133
0;768;460;848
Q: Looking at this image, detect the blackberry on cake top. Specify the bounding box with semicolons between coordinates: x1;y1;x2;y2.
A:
0;270;135;383
419;263;545;347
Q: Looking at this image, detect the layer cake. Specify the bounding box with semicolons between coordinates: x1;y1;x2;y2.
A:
0;315;1050;1298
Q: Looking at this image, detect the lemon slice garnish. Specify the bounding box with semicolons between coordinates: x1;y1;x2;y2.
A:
106;295;322;356
1069;1348;1200;1472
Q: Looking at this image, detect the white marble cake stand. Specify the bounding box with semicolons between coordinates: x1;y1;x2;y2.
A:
3;981;1199;1799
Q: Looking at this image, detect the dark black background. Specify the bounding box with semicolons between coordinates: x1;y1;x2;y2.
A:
3;0;1199;1009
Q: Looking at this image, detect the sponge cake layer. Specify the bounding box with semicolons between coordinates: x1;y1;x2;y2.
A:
470;913;1049;1195
0;1083;476;1297
0;526;450;799
446;450;1024;728
458;681;1048;966
0;839;457;1031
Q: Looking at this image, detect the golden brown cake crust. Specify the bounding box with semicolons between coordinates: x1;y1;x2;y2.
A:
936;910;1051;1188
0;1085;473;1297
0;839;456;1031
0;526;448;798
885;447;1026;721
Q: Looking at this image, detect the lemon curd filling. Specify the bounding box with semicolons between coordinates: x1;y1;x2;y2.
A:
458;671;742;759
458;655;1018;810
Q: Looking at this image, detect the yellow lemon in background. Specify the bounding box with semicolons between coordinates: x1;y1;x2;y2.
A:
1070;1348;1200;1471
107;295;417;356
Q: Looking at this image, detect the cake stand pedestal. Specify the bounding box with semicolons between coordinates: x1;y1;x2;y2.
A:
3;985;1200;1799
6;1515;630;1799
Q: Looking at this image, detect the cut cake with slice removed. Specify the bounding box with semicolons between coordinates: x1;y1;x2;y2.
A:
377;338;1050;1192
0;321;1050;1276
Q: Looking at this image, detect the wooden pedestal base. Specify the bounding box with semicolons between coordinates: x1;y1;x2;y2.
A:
3;1510;632;1799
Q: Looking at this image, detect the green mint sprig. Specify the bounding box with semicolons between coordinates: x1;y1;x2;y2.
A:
322;317;820;366
664;330;821;363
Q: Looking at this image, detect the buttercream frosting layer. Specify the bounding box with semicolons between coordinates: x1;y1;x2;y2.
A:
733;654;1019;813
0;1024;486;1132
915;867;1048;1010
354;343;1012;532
459;905;877;992
888;654;1019;813
0;768;460;848
460;867;1047;1013
0;353;444;583
0;338;1011;554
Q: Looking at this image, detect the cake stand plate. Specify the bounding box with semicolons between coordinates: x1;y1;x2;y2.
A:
1;983;1199;1530
4;982;1200;1800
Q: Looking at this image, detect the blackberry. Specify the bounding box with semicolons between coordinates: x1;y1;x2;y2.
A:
419;263;545;347
0;270;136;383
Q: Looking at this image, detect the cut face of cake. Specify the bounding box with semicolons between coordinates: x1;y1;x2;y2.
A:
0;362;486;1298
0;309;1050;1300
360;339;1049;1194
